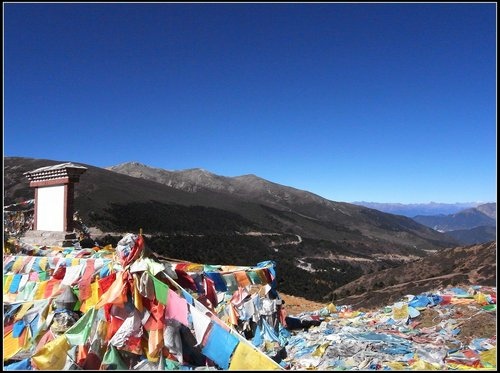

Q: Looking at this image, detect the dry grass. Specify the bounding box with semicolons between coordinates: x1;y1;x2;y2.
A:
280;293;327;315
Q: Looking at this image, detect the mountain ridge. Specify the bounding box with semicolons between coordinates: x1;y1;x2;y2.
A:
352;201;486;217
5;156;465;301
105;160;457;251
413;206;496;232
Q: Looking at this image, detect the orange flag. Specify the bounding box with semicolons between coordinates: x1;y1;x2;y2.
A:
95;272;128;309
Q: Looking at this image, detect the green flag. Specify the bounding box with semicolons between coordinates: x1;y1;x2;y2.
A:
150;273;169;305
65;307;96;346
101;345;128;370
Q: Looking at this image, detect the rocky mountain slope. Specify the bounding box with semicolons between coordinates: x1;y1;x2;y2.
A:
475;202;497;219
105;161;457;251
326;241;496;309
445;225;497;245
5;156;461;300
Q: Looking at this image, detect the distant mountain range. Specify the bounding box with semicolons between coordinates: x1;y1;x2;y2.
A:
413;204;496;232
4;157;482;301
352;201;484;217
355;201;496;245
410;203;496;245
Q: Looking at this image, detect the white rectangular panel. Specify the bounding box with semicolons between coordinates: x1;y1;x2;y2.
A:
36;185;65;231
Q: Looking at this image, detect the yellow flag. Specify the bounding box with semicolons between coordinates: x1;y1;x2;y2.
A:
14;301;34;321
97;319;108;340
480;347;496;367
3;275;13;293
147;328;163;360
80;281;100;313
186;263;204;272
3;329;22;360
392;302;409;320
38;257;48;271
474;292;488;306
133;276;144;312
11;257;25;273
312;342;330;357
31;334;71;370
410;358;440;370
386;362;407;370
229;341;281;370
327;303;337;313
33;281;48;300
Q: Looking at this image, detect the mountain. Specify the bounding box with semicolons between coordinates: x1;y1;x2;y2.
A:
105;161;457;251
445;226;497;246
352;201;481;217
413;205;496;232
476;202;497;219
326;241;497;309
5;157;459;301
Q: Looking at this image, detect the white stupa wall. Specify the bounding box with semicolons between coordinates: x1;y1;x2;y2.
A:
24;162;87;232
36;185;65;231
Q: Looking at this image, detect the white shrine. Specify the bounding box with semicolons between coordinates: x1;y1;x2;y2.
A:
23;162;87;232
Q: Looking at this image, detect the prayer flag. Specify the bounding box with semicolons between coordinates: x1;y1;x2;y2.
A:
190;305;211;345
31;334;71;370
164;288;188;326
201;322;239;370
229;340;281;370
150;274;169;305
65;307;97;346
100;345;128;370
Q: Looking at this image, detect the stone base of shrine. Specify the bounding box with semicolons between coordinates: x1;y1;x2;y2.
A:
20;230;79;247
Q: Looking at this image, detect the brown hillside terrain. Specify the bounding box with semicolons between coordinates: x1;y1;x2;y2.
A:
326;241;496;309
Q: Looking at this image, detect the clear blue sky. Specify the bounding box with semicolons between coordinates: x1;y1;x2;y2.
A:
4;3;497;204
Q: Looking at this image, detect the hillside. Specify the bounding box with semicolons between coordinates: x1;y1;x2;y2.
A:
5;156;461;301
446;225;497;245
476;202;497;219
326;241;496;309
105;161;457;251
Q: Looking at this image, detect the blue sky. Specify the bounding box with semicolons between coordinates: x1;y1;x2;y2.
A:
4;3;497;204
